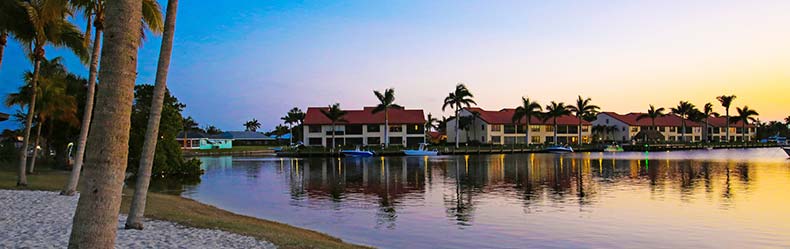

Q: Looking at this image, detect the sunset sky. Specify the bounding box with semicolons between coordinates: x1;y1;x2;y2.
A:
2;0;789;131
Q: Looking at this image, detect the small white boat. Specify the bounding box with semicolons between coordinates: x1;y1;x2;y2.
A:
545;145;574;153
783;147;790;157
341;146;374;157
603;144;624;152
403;144;439;156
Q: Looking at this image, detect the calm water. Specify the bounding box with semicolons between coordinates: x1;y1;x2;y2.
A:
181;148;790;249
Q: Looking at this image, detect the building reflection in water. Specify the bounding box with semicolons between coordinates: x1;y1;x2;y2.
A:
254;151;762;228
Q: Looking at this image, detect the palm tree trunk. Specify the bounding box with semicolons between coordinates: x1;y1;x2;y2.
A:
553;117;558;145
28;121;43;174
578;120;582;145
331;122;336;149
68;0;142;246
61;27;103;196
742;123;747;143
126;0;179;230
681;120;686;142
725;109;730;142
384;109;389;147
454;108;460;148
17;58;41;186
525;120;530;145
288;123;293;145
0;32;6;72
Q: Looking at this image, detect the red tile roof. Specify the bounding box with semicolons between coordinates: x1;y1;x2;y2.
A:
304;106;425;125
706;116;755;128
465;107;590;125
601;112;702;127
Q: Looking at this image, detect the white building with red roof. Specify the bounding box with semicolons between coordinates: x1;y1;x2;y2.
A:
704;116;756;142
593;112;705;142
302;106;426;147
448;107;592;145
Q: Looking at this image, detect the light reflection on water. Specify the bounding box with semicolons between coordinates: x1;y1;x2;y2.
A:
182;148;790;249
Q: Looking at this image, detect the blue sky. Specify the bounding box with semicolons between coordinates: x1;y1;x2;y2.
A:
3;0;790;131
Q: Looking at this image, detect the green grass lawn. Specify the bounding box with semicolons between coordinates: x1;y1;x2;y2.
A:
0;162;370;249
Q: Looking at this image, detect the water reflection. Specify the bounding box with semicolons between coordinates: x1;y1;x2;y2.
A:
183;148;790;249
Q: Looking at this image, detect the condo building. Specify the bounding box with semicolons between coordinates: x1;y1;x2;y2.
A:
303;106;426;147
446;107;592;145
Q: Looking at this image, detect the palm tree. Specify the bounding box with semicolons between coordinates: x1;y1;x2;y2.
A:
287;107;305;143
5;57;79;173
785;116;790;126
731;106;759;143
281;114;295;144
372;88;401;148
425;113;439;143
636;105;666;135
543;101;571;145
14;0;88;186
320;103;346;148
700;103;718;142
671;101;696;142
63;0;164;196
717;95;736;142
0;0;30;72
68;0;143;246
512;97;541;145
126;0;178;230
442;83;476;148
567;96;599;145
244;118;261;132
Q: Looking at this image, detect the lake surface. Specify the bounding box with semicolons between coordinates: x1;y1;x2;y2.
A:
181;148;790;248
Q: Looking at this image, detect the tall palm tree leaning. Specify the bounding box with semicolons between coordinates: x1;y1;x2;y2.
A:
14;0;88;186
442;83;476;148
731;106;759;143
68;0;143;246
62;0;164;196
320;103;347;149
126;0;179;230
701;103;718;142
671;101;696;142
0;0;30;72
568;96;599;145
512;97;542;145
543;101;571;145
636;105;666;142
716;95;736;142
372;88;401;147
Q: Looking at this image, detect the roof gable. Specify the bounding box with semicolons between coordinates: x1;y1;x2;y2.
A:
464;107;590;125
601;112;702;127
304;106;425;125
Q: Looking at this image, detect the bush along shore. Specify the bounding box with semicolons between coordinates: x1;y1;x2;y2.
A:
275;142;782;157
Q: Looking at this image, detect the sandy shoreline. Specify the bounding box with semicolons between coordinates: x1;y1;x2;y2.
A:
0;190;275;248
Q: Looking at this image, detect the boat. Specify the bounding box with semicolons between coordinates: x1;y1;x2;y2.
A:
603;144;624;152
545;145;574;153
341;146;375;157
783;147;790;157
403;143;439;156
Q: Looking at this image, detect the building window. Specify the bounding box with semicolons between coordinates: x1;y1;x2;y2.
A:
606;119;609;124
631;127;639;132
346;125;363;135
491;136;501;144
367;137;381;145
504;125;517;134
694;136;701;141
530;125;540;132
659;126;666;132
367;125;380;133
309;125;321;133
491;125;501;132
389;137;403;145
325;130;344;136
407;124;424;134
531;136;540;144
309;138;323;145
389;125;403;133
582;126;589;132
504;137;517;145
546;126;555;132
481;124;485;131
669;127;676;132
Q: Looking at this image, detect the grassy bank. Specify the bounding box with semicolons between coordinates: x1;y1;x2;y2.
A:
0;163;370;249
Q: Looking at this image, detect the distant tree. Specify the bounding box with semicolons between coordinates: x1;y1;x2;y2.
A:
244;119;261;132
512;97;542;145
372;88;401;148
731;106;759;143
671;101;696;142
287;107;305;142
442;83;476;148
785;116;790;126
543;101;571;145
699;103;719;142
637;105;666;137
204;125;222;135
717;95;737;142
567;96;599;145
320;103;347;148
